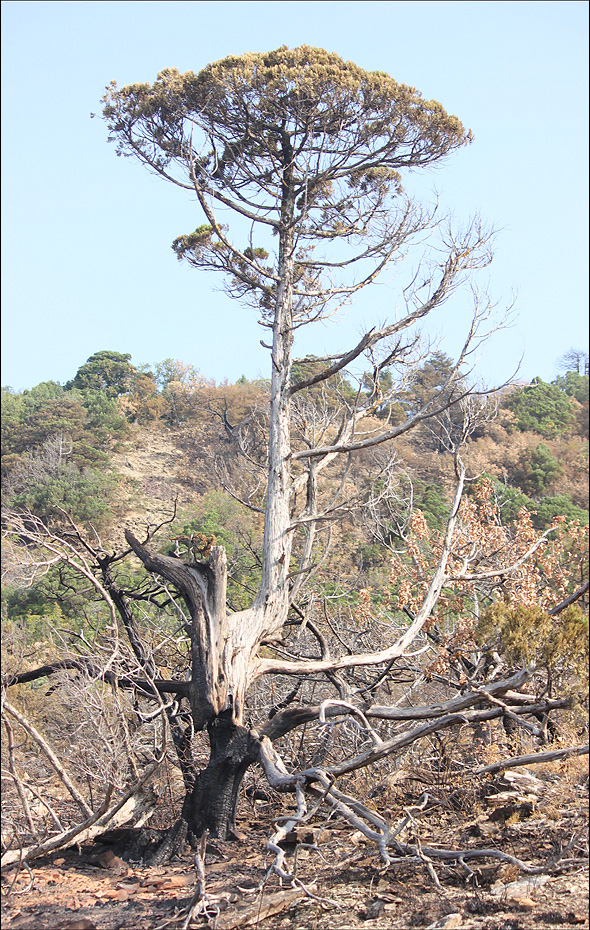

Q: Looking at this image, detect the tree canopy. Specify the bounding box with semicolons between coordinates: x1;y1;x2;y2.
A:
506;378;577;438
102;46;483;323
67;350;136;398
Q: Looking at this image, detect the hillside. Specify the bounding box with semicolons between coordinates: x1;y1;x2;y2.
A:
2;350;588;930
2;351;588;565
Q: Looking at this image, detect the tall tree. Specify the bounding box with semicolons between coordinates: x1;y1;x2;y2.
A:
67;351;136;398
558;348;589;377
4;47;528;865
103;47;499;844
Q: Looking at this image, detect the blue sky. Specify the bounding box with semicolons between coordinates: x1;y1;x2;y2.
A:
1;0;588;391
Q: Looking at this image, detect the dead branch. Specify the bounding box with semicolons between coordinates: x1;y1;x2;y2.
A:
2;716;39;841
2;700;93;819
257;734;567;876
181;831;216;930
255;458;467;680
4;659;189;698
325;700;569;778
472;744;589;777
366;668;531;719
548;581;589;616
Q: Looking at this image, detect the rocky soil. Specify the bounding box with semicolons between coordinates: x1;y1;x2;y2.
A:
3;769;588;930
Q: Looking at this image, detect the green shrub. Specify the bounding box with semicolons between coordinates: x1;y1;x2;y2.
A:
475;602;588;697
521;442;563;496
505;379;576;438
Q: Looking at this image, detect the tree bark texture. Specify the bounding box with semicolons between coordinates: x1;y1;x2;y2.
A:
124;533;232;731
183;711;259;839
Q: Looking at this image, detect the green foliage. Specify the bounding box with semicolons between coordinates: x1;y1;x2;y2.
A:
104;46;470;178
403;351;457;415
505;379;576;438
2;586;68;642
397;352;470;449
79;389;129;447
553;370;590;439
291;356;356;404
2;360;130;529
472;476;588;531
1;387;27;452
102;47;472;319
532;495;589;530
414;481;450;531
553;370;589;404
4;442;118;526
354;541;386;569
18;464;117;525
4;346;587;641
2;387;84;469
22;381;64;406
152;359;201;390
66;350;136;398
172;225;214;262
167;491;262;608
2;379;128;475
2;560;124;655
486;480;535;524
475;602;588;695
521;442;563;496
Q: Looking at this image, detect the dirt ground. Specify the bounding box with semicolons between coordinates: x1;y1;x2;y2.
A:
2;782;588;930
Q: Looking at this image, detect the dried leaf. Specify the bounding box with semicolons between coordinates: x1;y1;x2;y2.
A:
116;881;140;894
59;922;97;930
515;897;536;909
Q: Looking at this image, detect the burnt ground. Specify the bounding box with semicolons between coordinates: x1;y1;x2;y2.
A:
2;774;588;930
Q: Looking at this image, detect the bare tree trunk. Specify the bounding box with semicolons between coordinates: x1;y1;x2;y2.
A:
183;711;258;839
123;533;263;857
144;716;258;864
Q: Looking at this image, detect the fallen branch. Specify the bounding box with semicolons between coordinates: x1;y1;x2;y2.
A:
391;839;547;873
544;823;590;872
1;785;113;870
214;889;308;929
472;744;589;777
181;831;217;930
257;728;586;880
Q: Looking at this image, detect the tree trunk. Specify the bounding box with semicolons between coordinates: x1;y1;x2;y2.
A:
145;711;258;865
184;710;259;840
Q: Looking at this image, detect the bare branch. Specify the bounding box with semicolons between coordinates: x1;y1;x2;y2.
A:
2;701;93;819
472;744;589;777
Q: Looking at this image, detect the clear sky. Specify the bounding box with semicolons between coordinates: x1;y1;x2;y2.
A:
1;0;588;392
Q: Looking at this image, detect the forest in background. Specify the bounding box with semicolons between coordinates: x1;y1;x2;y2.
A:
2;345;588;559
2;37;589;928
